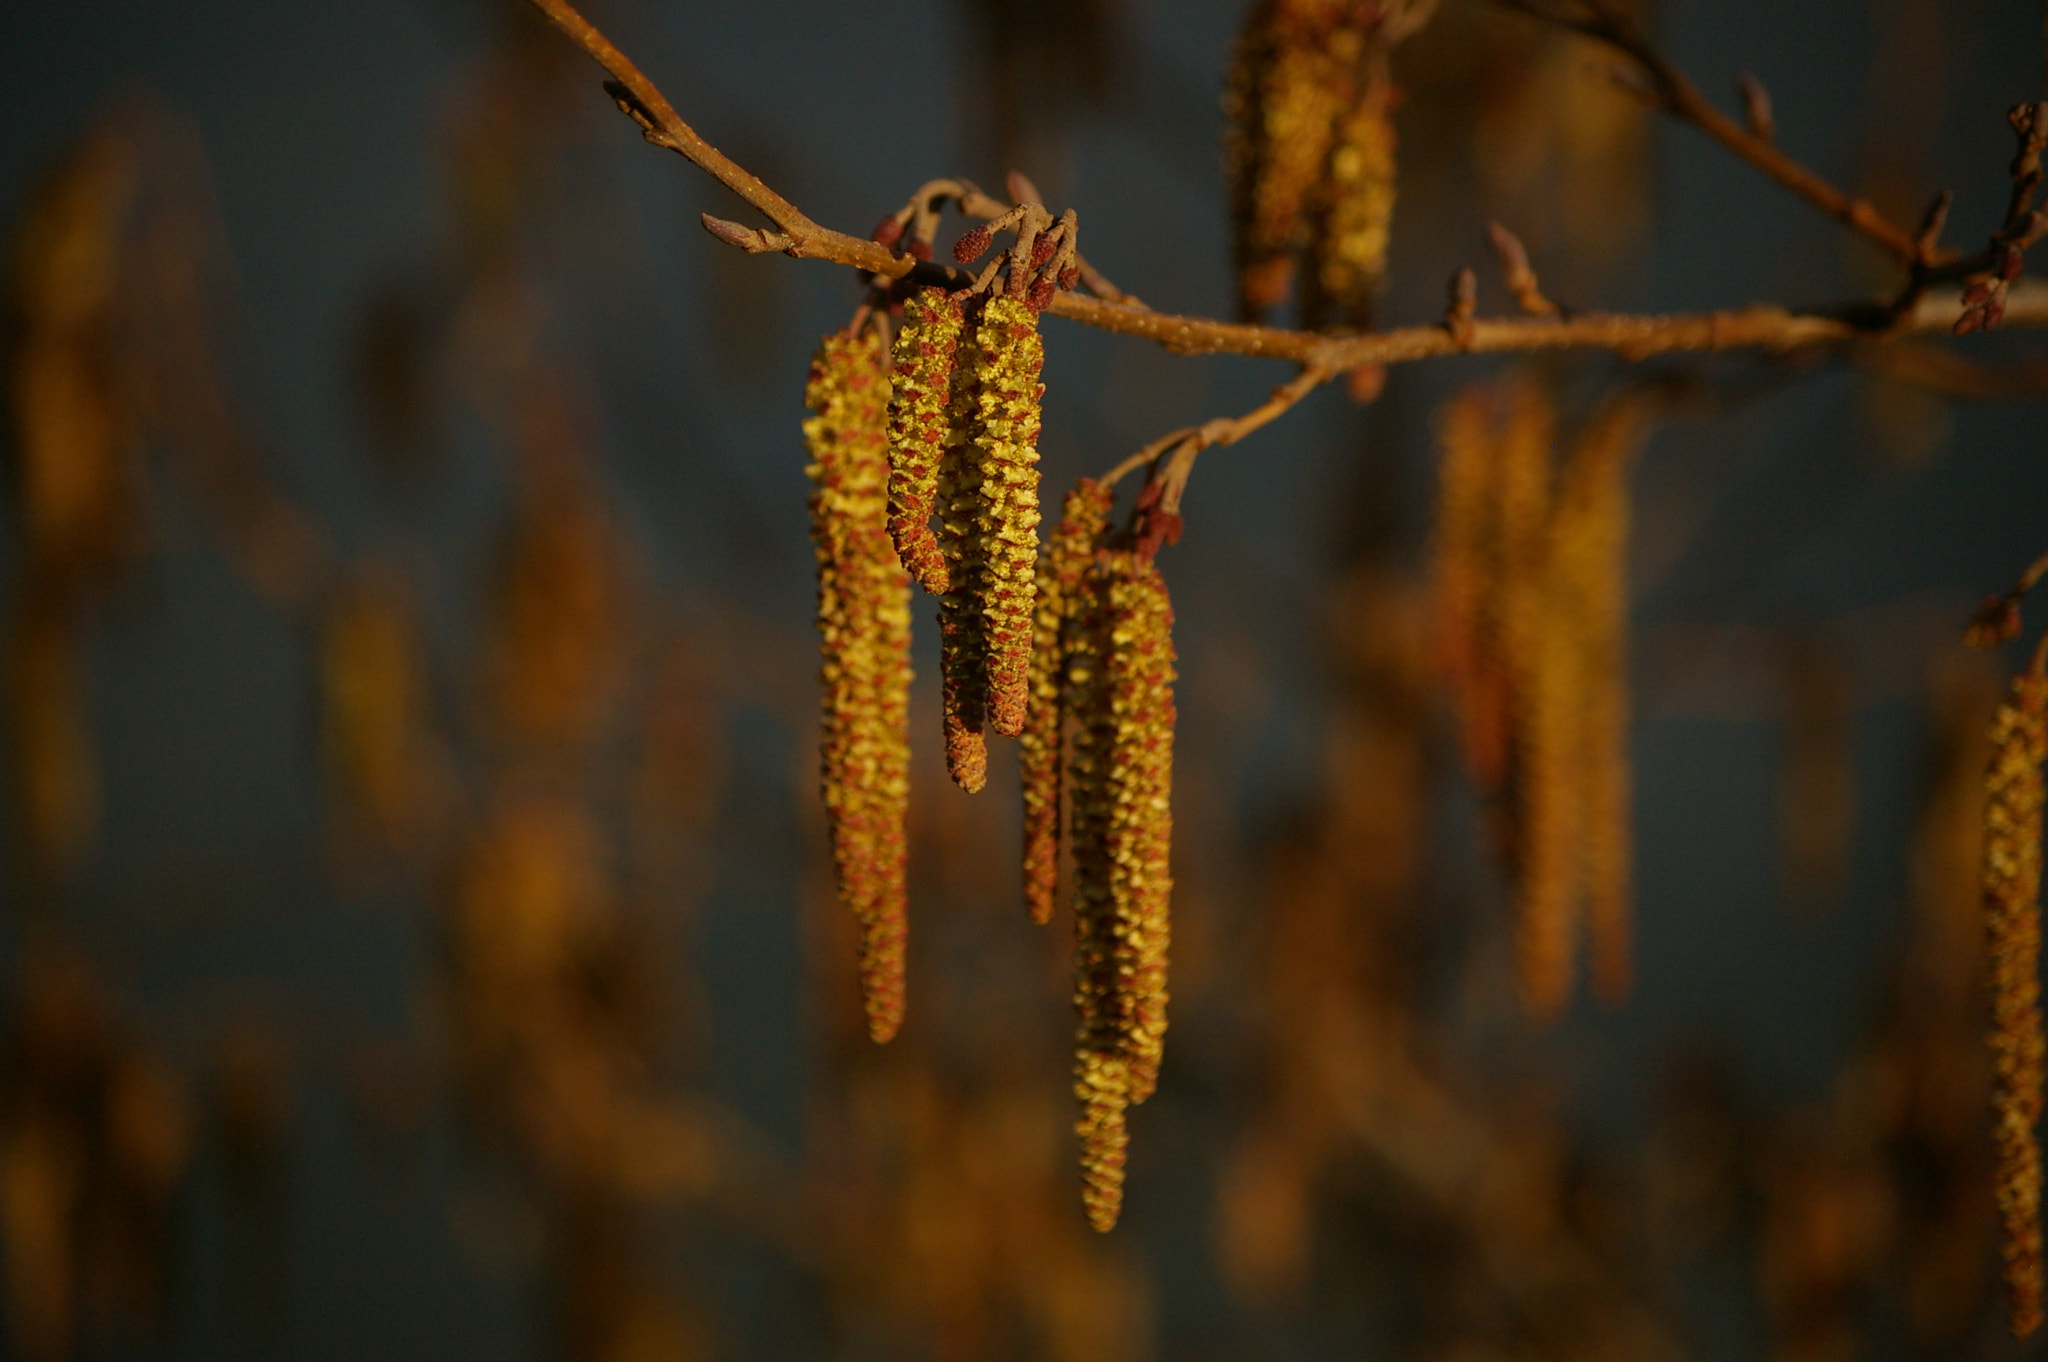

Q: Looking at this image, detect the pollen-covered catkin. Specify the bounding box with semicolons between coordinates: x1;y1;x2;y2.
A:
1493;379;1578;1021
886;289;962;596
1068;549;1176;1230
1223;0;1357;319
1305;84;1396;331
1561;401;1647;1005
1021;479;1114;924
1985;671;2048;1337
937;318;990;792
804;327;913;1044
1430;385;1509;795
970;296;1045;738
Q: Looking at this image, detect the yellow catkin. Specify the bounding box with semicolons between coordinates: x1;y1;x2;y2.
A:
1552;400;1647;1005
1223;0;1357;320
1068;549;1176;1230
1021;479;1113;924
1429;385;1509;795
804;327;913;1044
1494;378;1578;1021
970;296;1045;738
937;315;991;792
886;289;962;597
1985;671;2048;1337
1305;83;1396;331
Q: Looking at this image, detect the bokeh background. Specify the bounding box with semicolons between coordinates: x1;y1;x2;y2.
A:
4;0;2048;1357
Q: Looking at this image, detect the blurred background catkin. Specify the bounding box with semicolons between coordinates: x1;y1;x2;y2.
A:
4;0;2048;1357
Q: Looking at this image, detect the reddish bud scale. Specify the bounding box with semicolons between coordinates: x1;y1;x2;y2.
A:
1067;550;1176;1229
886;290;963;595
804;328;913;1043
953;226;993;264
1020;480;1114;925
1986;673;2048;1337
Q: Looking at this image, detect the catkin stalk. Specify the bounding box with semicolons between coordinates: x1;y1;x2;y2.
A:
805;327;913;1043
1985;671;2048;1337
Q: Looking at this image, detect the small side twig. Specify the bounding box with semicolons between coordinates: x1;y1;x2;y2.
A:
1494;0;1920;265
1969;547;2048;650
1101;364;1338;527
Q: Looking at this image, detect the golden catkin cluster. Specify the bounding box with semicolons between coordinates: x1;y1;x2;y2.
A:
805;327;913;1044
933;293;1047;789
1222;0;1397;326
1021;479;1114;924
1984;671;2048;1337
1431;377;1647;1020
1066;549;1176;1231
886;289;962;597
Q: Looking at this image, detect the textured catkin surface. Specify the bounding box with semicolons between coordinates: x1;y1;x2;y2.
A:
1306;86;1395;330
805;328;912;1043
887;289;962;597
936;308;990;792
1223;0;1356;319
1067;549;1176;1230
1986;673;2048;1336
970;296;1045;739
1021;479;1113;925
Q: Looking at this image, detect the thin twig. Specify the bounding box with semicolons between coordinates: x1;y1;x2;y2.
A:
1494;0;1921;264
1102;365;1338;509
525;0;2048;376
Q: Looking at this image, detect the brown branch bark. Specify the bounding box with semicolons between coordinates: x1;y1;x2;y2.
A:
522;0;2048;375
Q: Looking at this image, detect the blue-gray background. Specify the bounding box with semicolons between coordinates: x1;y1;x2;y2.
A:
4;0;2048;1357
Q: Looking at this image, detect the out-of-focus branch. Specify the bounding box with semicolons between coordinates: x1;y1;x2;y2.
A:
1493;0;1922;265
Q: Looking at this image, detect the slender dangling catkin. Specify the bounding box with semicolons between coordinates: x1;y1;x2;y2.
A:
1985;671;2048;1337
805;327;913;1043
1021;479;1113;924
1068;548;1176;1231
936;308;990;792
970;295;1045;738
1304;82;1396;331
886;289;962;596
1562;401;1647;1005
1429;385;1509;795
1223;0;1356;320
1494;378;1578;1021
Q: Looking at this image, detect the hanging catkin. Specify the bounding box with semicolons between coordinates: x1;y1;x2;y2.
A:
970;295;1045;738
804;327;913;1044
1068;548;1176;1231
1223;0;1357;320
1985;670;2048;1337
1429;385;1510;795
1494;378;1578;1021
936;311;991;792
1021;479;1113;924
1553;399;1647;1005
1304;81;1396;331
886;289;962;597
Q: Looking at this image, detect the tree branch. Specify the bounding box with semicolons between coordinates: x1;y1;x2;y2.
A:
522;0;2048;378
1493;0;1921;265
